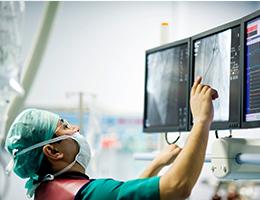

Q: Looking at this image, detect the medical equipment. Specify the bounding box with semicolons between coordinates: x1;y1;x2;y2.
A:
143;38;190;133
3;2;59;136
0;2;25;100
0;2;60;199
241;10;260;129
211;137;260;179
134;136;260;180
190;19;241;130
0;2;25;199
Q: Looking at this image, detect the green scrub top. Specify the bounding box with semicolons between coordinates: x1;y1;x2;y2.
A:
75;176;160;200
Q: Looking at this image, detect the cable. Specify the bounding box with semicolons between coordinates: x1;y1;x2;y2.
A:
215;130;233;139
229;129;232;138
215;130;219;139
164;132;181;145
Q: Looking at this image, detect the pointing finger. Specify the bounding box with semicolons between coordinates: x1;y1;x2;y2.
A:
191;76;202;96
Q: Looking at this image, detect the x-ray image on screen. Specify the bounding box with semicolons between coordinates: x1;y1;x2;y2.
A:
194;29;231;121
146;44;188;128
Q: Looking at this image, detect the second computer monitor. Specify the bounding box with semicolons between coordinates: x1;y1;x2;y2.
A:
143;39;190;133
190;19;242;130
242;9;260;128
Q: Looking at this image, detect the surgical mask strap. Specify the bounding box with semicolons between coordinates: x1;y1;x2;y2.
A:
14;134;71;157
6;134;72;175
41;133;89;181
42;160;76;182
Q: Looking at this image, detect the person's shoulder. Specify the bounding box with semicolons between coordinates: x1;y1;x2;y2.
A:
88;178;123;185
75;178;123;199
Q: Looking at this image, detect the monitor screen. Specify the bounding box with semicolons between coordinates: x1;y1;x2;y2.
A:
144;41;189;132
245;16;260;122
192;24;241;129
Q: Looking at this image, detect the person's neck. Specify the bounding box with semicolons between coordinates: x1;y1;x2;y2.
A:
52;161;85;174
68;163;85;174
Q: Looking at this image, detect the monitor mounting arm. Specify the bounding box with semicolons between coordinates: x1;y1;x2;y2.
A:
211;137;260;179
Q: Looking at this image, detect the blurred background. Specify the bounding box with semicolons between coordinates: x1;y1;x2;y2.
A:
1;2;260;200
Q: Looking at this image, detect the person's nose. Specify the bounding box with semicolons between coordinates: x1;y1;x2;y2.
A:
72;125;80;132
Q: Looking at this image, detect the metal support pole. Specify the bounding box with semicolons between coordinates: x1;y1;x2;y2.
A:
66;91;85;133
133;153;212;163
79;92;84;133
134;152;260;166
236;153;260;165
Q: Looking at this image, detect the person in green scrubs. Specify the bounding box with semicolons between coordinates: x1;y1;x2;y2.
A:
5;76;218;200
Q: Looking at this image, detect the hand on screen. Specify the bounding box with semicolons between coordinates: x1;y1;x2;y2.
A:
190;76;219;126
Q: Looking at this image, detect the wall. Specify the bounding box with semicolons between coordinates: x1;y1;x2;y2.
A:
172;1;259;40
25;1;176;115
4;2;260;200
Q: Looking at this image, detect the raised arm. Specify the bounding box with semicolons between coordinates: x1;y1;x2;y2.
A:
159;76;218;200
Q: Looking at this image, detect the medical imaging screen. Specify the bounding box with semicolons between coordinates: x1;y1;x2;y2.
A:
194;26;240;122
145;43;188;130
245;17;260;122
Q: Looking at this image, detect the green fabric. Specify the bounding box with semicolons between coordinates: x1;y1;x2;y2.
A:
78;177;160;200
5;108;60;178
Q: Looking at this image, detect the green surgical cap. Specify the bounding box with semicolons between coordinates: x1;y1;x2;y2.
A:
5;108;60;178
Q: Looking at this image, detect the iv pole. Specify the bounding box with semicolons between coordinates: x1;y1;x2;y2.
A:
66;92;85;134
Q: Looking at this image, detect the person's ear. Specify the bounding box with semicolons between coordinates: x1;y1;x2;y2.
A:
42;144;64;160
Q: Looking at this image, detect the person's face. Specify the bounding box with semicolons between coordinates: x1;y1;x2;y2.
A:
53;119;80;164
55;119;80;137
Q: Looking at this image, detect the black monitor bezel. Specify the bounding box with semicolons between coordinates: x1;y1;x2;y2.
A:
143;38;191;133
189;19;242;131
241;9;260;129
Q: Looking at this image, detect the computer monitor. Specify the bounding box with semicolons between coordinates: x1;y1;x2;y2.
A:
190;19;242;130
143;39;190;133
242;9;260;128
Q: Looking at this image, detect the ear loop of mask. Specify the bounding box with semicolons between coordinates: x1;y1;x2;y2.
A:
5;134;72;176
41;160;77;182
41;133;84;181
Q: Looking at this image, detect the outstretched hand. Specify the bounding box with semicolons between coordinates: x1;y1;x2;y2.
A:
139;144;182;178
190;76;218;127
153;144;182;167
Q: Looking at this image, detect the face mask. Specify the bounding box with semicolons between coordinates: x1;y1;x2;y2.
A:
70;132;91;171
6;132;91;181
